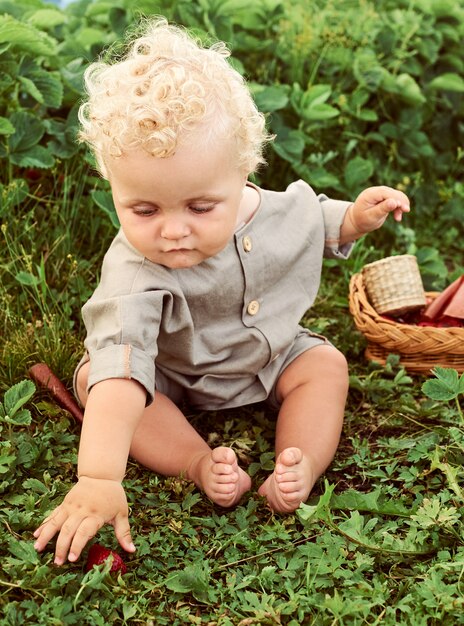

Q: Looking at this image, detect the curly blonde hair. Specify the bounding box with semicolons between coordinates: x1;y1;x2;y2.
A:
78;18;270;178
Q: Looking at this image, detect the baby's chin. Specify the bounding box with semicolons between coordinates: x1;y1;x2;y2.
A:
150;250;207;269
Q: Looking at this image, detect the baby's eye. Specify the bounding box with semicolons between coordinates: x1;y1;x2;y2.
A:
133;207;157;217
190;204;215;214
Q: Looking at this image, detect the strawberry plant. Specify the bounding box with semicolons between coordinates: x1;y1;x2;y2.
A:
422;367;464;425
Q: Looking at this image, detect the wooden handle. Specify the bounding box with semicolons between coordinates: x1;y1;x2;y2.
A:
29;363;84;423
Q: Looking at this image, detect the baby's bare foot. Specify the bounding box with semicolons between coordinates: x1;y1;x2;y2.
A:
190;446;251;508
258;447;315;513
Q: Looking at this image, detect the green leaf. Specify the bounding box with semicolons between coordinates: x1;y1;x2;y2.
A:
18;75;44;104
304;103;339;121
0;116;14;135
421;380;456;402
381;71;426;105
303;84;331;107
22;478;48;494
3;380;35;417
91;189;120;229
430;449;464;500
432;367;460;388
8;539;40;564
74;27;106;49
297;480;335;522
344;156;374;190
164;562;214;603
303;166;340;189
8;111;44;152
60;58;86;95
84;1;120;17
0;72;14;95
395;74;426;106
353;51;386;90
272;129;305;164
0;454;16;474
301;84;339;121
15;271;39;287
429;72;464;93
10;145;54;169
429;0;462;18
0;15;57;56
28;9;67;29
330;489;412;517
416;246;448;285
410;497;460;529
23;69;64;109
354;108;378;122
422;367;460;402
46;118;79;158
252;84;289;112
6;408;32;427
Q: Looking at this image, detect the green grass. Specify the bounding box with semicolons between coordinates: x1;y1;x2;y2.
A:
1;171;464;624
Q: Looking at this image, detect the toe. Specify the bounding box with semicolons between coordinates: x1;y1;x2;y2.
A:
214;471;239;484
212;462;235;475
279;447;303;468
211;446;236;465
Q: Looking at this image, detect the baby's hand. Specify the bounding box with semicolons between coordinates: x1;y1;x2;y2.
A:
33;476;135;565
348;186;410;235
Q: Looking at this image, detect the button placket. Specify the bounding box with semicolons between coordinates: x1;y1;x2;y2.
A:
236;230;263;324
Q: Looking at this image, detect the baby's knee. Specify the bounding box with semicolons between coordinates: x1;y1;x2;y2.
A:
277;344;348;401
324;345;348;376
309;345;349;388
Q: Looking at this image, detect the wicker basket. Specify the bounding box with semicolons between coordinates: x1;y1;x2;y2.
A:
362;254;426;316
349;272;464;374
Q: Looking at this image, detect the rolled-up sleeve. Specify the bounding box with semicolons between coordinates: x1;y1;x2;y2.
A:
318;195;354;259
82;290;166;404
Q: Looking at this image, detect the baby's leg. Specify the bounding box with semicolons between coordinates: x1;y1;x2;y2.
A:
76;363;251;507
129;393;251;507
258;345;348;512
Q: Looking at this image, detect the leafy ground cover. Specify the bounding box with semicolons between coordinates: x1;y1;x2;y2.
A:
1;0;464;623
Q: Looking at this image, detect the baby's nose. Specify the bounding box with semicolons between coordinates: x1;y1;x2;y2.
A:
161;217;190;239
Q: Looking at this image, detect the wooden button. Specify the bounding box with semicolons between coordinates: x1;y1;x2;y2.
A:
243;236;252;252
247;300;260;315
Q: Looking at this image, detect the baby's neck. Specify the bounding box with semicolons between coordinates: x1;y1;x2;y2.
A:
236;183;260;228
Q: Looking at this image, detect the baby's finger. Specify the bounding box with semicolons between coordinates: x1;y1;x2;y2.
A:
67;518;104;563
33;506;63;535
113;514;136;553
395;189;410;208
53;515;92;565
33;509;66;552
392;207;402;222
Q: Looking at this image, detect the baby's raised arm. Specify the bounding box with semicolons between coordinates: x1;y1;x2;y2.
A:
33;378;146;565
340;185;410;244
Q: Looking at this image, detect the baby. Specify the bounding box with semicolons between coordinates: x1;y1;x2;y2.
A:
33;18;410;565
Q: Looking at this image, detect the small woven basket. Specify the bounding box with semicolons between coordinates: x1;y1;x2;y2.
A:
349;272;464;374
362;254;426;316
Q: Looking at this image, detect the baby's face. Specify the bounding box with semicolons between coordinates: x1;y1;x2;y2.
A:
106;139;247;269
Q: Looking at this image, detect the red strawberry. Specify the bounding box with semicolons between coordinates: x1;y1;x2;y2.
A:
85;544;127;574
24;168;42;182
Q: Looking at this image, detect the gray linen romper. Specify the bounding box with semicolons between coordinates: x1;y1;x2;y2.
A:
74;180;353;410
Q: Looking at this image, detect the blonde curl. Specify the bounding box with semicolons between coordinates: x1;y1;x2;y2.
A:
78;18;271;177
